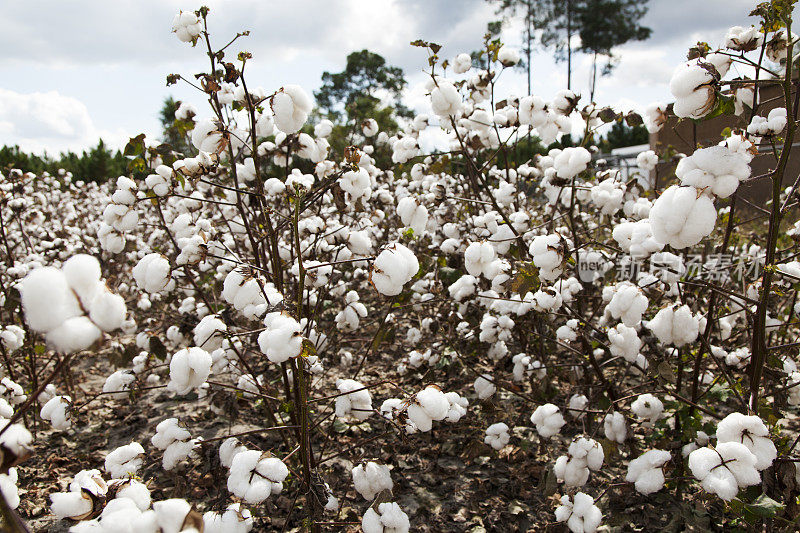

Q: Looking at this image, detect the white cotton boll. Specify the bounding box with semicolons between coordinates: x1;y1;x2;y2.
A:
650;185;717;249
689;442;761;500
464;241;497;278
352;462;393;500
0;468;19;509
20;267;81;333
431;81;462;118
637;150;658;171
449;274;477;302
590;177;625;215
607;323;641;363
647;304;701;347
748;107;788;137
371;243;419;296
172;11;202;43
726;26;763;51
41;395;71;430
51;490;93;520
555;492;602;533
102;370;135;400
497;46;520;66
452;53;472;74
315;119;333;138
88;288;127;332
104;442;145;479
716;412;777;471
604;412;627;443
203;504;254;533
153;498;193;533
0;325;24;353
612;220;663;259
553;147;591;179
46;316;102;354
335;379;373;421
605;282;648;327
675;146;750;199
531;403;566;438
631;393;664;425
0;423;32;459
396;196;428;235
227;451;288;504
670;59;717;119
132;254;173;294
473;374;496;400
193;315;227;352
258;312;303;363
340;168;372;203
529;234;565;281
62;255;102;303
220;437;248;469
484;422;511;450
555;437;604;487
567;394;588;419
415;386;450;421
272;85;312;134
167;347;212;395
361;502;410;533
191;119;225;154
626;449;671;495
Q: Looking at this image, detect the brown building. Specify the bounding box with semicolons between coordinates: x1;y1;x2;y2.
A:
650;82;798;210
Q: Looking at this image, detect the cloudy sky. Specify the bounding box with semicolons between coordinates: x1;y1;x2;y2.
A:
0;0;758;155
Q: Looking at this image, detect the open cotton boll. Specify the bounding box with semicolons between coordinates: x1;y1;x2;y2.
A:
191;119;225;154
258;312;304;363
631;393;664;425
688;442;761;500
62;254;102;303
444;391;469;422
151;418;191;451
88;288;127;332
567;394;588;418
726;25;763;51
271;85;312;134
612;219;664;259
529;234;566;281
590;177;625;215
203;503;254;533
370;243;419;296
748;107;788;137
0;325;24;353
132;253;173;294
637;150;658;171
340;168;372;203
396;196;428;235
104;442;145;479
646;304;701;347
604;282;648;327
553;147;591;179
716;412;777;471
46;316;102;354
0;422;32;460
193;315;227;352
484;422;511;450
464;241;497;278
167;347;212;395
0;468;19;509
675;146;750;198
669;59;717;119
227;450;288;504
452;53;472;74
449;275;477;302
220;437;248;469
531;404;566;437
626;449;671;494
152;498;194;533
334;379;373;421
554;437;604;487
20;267;82;333
352;461;393;500
603;412;627;443
41;395;72;430
102;370;136;400
473;374;496;400
555;492;602;533
406;386;450;432
171;11;202;43
361;502;410;533
50;490;94;520
431;81;462;118
649;185;717;249
607;323;641;363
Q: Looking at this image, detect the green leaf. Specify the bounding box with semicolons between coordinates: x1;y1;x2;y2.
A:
743;493;784;519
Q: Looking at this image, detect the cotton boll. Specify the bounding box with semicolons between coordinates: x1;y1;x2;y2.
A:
646;304;701;347
334;379;373;421
104;442;145;479
46;316;102;353
670;59;717;119
725;25;763;51
452;53;472;74
88;288;127;332
715;412;776;471
191;120;226;154
50;490;94;520
396;197;428;235
352;462;393;500
227;450;288;504
132;253;173;294
449;274;478;302
361;502;410;533
607;324;641;363
258;312;304;363
444;391;469;422
167;347;212;395
650;185;717;249
370;243;419;296
603;412;627;444
219;437;248;469
554;437;604;487
555;492;602;533
271;85;312;134
553;147;591;179
171;11;202;43
431;81;462;118
203;503;254;533
0;468;19;509
688;442;761;500
631;393;664;425
153;498;193;533
0;326;24;353
626;449;671;494
604;282;648;327
20;267;82;333
193;315;227;352
102;370;136;400
61;254;102;303
529;234;566;281
340;168;372;203
464;241;497;278
748;107;788;137
590;177;625;215
484;422;511;450
473;374;496;400
675;146;750;198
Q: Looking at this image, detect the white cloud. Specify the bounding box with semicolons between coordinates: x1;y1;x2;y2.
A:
0;88;130;155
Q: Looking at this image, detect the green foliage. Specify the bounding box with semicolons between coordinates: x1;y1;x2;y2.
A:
0;140;128;183
598;121;649;151
159;96;194;156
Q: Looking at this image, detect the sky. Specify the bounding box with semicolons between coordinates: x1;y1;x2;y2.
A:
0;0;759;155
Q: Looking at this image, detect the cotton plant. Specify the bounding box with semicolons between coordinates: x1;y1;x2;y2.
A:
484;422;511;450
554;437;604;487
555;492;603;533
625;449;671;495
352;461;393;500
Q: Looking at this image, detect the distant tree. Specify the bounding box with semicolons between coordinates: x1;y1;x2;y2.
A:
599;121;649;151
470;21;504;72
58;139;128;182
314;49;410;131
576;0;652;101
159;96;193;155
